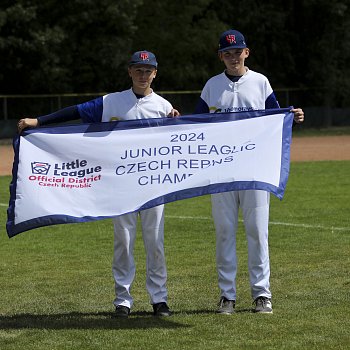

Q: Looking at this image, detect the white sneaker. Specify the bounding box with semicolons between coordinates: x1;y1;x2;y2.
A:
254;296;273;313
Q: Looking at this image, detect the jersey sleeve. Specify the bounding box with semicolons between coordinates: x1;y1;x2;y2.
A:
77;97;103;123
194;97;209;114
164;99;174;116
265;92;280;109
37;105;81;125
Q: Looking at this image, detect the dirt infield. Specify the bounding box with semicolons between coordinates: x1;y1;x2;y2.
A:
289;135;350;162
1;136;350;176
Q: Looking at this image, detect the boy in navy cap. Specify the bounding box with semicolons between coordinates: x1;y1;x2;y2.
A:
18;50;179;318
195;30;304;314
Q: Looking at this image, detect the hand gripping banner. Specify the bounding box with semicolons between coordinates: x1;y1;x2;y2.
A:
6;108;294;237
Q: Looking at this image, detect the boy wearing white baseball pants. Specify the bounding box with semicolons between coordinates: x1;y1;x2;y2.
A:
195;29;304;314
17;50;180;318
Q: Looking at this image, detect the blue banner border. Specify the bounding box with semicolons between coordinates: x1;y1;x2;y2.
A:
6;108;293;238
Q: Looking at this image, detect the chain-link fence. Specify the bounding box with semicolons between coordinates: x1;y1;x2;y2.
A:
1;89;349;139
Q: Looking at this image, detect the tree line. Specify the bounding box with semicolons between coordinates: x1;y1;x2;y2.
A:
1;0;349;108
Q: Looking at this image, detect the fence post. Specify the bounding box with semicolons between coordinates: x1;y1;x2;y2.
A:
285;90;290;107
3;97;8;120
324;94;332;127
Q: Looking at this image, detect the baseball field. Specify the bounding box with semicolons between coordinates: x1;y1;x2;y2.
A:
0;133;349;349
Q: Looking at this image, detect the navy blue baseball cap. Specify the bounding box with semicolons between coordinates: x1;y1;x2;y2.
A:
129;50;158;67
218;29;247;51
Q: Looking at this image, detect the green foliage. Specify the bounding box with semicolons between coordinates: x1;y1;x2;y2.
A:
0;0;143;93
1;0;350;106
0;160;349;349
299;0;350;107
131;0;227;90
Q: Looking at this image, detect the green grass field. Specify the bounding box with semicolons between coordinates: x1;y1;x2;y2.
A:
0;160;349;349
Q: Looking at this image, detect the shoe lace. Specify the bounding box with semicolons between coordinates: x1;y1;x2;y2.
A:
254;296;269;307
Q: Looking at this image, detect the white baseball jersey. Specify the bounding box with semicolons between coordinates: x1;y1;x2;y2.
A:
196;68;279;114
77;88;173;122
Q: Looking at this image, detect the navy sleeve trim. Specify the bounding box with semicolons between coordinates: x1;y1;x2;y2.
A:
265;92;280;109
77;97;103;123
194;97;209;114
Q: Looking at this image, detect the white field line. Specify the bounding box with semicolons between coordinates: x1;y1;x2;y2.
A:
1;203;348;232
165;215;350;232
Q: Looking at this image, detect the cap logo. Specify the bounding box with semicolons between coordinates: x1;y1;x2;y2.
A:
140;52;149;61
226;34;236;44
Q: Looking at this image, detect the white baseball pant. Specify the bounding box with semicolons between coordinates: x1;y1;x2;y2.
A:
112;205;168;308
212;189;271;301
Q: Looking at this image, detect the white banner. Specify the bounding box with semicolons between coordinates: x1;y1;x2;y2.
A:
7;109;293;237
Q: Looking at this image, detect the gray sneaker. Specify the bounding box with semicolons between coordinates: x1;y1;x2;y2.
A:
254;296;273;313
217;297;235;314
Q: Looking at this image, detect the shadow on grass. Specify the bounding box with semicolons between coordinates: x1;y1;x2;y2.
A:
174;308;254;315
0;311;189;330
0;308;255;329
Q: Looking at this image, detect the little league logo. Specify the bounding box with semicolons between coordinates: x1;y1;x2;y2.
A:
31;161;51;175
226;34;236;44
140;52;149;61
